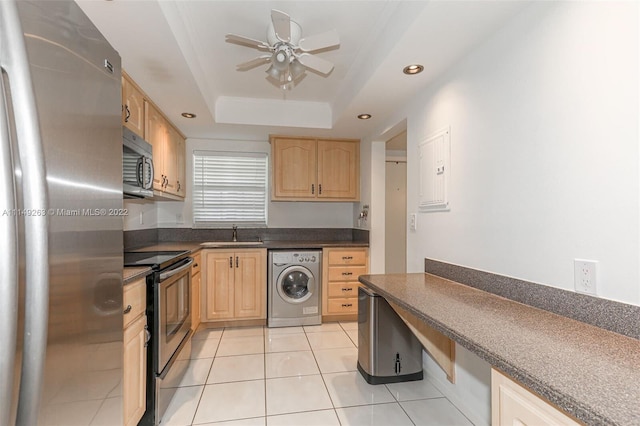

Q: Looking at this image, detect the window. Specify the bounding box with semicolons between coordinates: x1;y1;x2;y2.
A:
192;151;268;227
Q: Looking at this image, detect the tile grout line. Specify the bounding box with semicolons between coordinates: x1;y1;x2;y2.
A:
187;327;223;426
263;326;268;423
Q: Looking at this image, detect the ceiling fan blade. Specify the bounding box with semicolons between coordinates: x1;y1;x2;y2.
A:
298;29;340;52
297;53;334;75
226;34;270;50
271;9;291;42
237;55;271;71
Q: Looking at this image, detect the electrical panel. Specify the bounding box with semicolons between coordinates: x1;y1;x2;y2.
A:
419;127;450;211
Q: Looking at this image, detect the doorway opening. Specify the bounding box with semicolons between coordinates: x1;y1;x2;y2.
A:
385;131;407;273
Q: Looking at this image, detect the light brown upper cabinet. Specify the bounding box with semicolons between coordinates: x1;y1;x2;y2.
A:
271;135;360;201
144;100;185;199
124;71;186;200
122;72;145;138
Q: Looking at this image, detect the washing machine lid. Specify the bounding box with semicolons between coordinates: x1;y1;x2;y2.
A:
277;265;315;304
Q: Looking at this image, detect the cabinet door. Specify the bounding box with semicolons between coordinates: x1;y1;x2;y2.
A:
144;101;166;191
123;314;146;426
122;75;145;138
191;272;201;331
233;250;266;319
317;140;359;199
491;369;580;426
204;250;235;320
175;132;186;197
163;125;180;195
272;138;317;199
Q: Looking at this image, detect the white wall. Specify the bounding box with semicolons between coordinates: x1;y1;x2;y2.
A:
123;199;157;230
402;0;639;303
153;138;356;229
364;1;639;424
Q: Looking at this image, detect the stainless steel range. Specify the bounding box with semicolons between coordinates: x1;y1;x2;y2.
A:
124;250;193;425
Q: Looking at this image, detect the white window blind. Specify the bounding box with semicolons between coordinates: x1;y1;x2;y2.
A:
193;151;268;227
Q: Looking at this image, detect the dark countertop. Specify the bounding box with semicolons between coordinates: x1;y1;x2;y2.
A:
127;240;369;253
358;273;640;426
123;241;367;283
123;266;152;284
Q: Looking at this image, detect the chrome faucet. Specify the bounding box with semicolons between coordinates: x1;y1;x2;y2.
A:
232;225;238;242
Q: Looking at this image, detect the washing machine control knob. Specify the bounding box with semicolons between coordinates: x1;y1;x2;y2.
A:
310;256;316;262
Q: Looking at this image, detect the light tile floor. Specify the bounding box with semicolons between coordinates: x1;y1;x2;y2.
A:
161;322;474;426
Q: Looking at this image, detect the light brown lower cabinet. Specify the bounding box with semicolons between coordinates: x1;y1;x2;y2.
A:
491;369;580;426
203;249;267;322
123;277;148;426
191;252;202;331
322;247;369;321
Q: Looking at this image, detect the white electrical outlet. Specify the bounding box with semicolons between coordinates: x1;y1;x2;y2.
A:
410;213;417;231
574;259;598;295
139;211;143;225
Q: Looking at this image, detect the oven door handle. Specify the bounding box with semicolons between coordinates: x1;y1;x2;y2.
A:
159;257;194;281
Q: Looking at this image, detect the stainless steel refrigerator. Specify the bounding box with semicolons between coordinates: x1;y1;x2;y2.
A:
0;1;124;424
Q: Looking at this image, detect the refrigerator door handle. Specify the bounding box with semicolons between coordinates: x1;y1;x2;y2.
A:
0;2;50;424
0;61;19;426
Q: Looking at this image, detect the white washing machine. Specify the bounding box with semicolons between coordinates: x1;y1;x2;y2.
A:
268;250;322;327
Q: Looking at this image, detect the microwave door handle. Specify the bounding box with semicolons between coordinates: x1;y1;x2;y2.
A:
159;258;194;281
144;157;154;190
136;157;144;187
0;61;19;426
0;2;50;424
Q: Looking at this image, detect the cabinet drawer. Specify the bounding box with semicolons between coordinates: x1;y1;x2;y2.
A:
328;250;367;266
192;252;202;276
326;297;358;314
328;266;367;282
328;282;360;298
123;277;146;329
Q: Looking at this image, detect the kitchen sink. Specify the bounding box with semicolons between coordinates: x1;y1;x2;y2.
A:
200;241;264;247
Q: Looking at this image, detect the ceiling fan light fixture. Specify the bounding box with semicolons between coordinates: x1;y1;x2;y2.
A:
227;9;340;90
357;113;372;120
266;64;280;80
290;59;306;80
403;64;424;75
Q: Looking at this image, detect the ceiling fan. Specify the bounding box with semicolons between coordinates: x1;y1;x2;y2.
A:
225;9;340;90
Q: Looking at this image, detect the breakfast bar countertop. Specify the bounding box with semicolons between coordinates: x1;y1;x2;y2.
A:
358;273;640;426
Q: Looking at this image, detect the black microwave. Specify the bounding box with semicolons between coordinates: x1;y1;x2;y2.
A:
123;126;154;198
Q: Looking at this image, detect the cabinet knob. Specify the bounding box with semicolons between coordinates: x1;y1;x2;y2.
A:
342;272;353;276
123;304;132;315
124;105;131;123
341;303;352;308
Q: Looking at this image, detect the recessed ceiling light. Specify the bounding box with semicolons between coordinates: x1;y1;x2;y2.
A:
357;113;372;120
181;112;196;119
403;64;424;75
